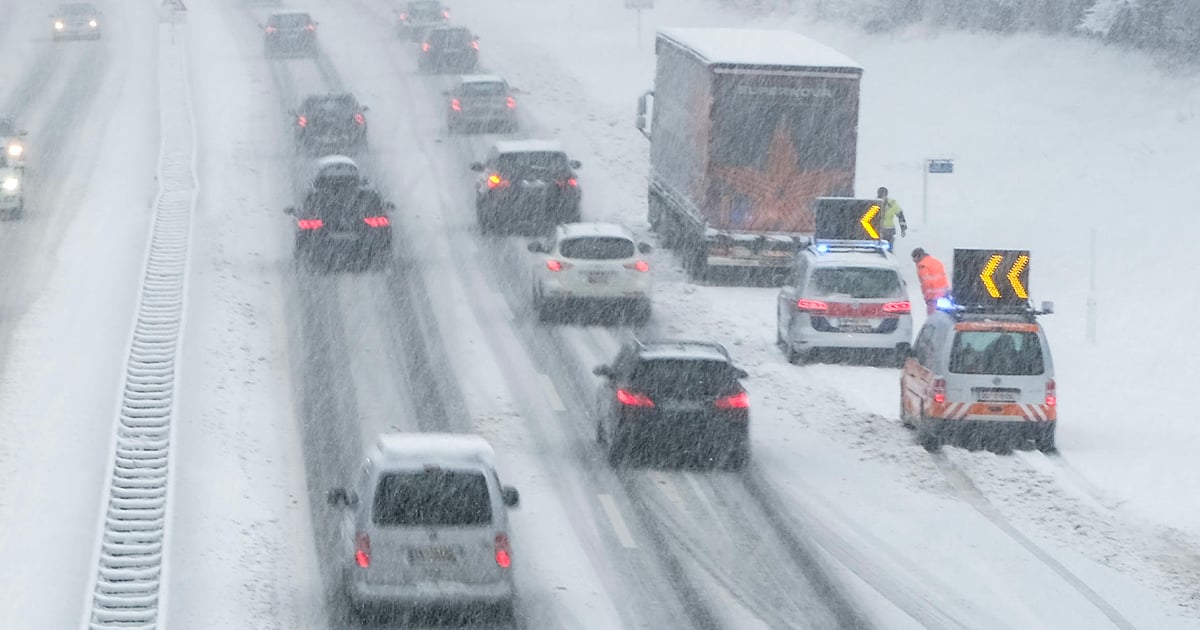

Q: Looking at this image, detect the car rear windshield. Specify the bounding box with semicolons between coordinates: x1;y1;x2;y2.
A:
407;3;443;19
631;359;742;398
458;82;507;97
497;151;568;177
431;28;471;46
270;13;312;27
59;4;95;14
303;186;386;220
560;237;634;260
809;267;903;299
949;331;1045;375
373;469;493;527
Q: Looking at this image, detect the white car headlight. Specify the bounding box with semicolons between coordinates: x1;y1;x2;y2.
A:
54;21;64;30
89;19;98;28
7;144;22;157
1;177;19;192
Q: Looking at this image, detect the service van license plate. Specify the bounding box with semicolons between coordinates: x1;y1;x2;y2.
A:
977;391;1017;402
409;546;457;563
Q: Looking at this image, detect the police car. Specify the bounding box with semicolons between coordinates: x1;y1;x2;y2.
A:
900;249;1057;452
776;198;913;366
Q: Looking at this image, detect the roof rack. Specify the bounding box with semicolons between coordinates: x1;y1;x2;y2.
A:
935;297;1054;322
809;238;891;257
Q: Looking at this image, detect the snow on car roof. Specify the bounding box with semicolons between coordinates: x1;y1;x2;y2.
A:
806;250;901;269
374;433;496;467
658;28;862;70
558;222;634;240
494;139;566;155
314;155;358;170
459;74;506;85
638;340;732;363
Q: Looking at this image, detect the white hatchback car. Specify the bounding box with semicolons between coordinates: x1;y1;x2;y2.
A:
527;222;653;324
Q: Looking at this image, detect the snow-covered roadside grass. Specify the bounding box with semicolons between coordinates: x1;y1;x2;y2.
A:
438;0;1200;623
0;3;157;626
161;2;326;628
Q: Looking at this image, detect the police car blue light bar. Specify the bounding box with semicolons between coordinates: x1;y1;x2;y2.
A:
811;239;890;255
935;296;955;311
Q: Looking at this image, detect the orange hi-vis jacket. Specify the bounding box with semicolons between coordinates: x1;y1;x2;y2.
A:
916;255;950;302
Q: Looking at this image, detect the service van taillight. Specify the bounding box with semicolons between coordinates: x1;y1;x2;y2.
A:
932;378;946;404
354;532;370;568
494;533;512;568
1045;379;1056;407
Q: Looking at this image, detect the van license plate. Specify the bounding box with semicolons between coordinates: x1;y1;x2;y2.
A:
977;391;1017;402
409;546;457;562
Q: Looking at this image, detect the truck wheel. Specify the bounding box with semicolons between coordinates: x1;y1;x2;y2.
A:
647;189;663;231
1035;422;1057;452
687;245;708;281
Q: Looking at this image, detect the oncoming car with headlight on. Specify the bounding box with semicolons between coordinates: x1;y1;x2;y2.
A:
0;153;24;218
51;2;102;41
0;117;27;167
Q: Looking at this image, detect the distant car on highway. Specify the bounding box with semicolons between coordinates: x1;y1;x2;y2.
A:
418;26;479;73
527;222;652;324
286;156;393;271
0;153;25;219
444;75;519;134
327;433;520;622
593;339;750;469
395;0;449;40
470;140;582;235
0;117;28;168
261;11;318;58
291;93;369;155
51;2;101;41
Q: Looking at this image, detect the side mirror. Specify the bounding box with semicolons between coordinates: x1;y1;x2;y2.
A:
735;368;750;380
501;486;520;507
526;241;548;253
635;114;646;131
637;242;652;254
1040;300;1054;314
384;201;397;212
283;206;295;215
18;130;28;137
327;488;353;507
469;161;485;172
569;159;582;169
592;365;613;377
441;90;450;96
473;35;480;40
361;106;370;112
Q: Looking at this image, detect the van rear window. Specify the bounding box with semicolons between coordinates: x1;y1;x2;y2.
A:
373;469;492;526
949;331;1045;376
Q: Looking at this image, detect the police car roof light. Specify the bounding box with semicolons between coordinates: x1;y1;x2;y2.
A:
810;239;889;257
934;296;955;312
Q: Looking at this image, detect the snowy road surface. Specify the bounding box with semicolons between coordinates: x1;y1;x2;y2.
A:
0;0;1196;628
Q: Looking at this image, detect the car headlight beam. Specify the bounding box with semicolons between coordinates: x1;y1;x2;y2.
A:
1;177;19;192
54;21;64;30
7;144;22;157
89;19;98;28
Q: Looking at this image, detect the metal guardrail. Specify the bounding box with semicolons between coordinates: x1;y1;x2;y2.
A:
81;18;196;630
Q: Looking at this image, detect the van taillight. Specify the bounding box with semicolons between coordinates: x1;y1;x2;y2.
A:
494;533;512;568
932;378;946;404
354;532;370;568
1045;379;1056;407
882;301;911;314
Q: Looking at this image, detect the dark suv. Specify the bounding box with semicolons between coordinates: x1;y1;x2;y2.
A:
291;93;368;155
418;26;479;73
470;140;581;235
262;11;318;58
285;162;393;271
395;0;449;40
592;340;750;470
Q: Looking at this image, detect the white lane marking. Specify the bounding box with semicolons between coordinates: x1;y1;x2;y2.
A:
539;373;565;412
598;493;638;549
491;288;515;322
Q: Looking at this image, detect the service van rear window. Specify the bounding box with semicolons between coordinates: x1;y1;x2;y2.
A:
373;469;492;527
809;268;902;299
949;331;1045;376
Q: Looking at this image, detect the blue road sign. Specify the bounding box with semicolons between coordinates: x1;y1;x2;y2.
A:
928;159;954;174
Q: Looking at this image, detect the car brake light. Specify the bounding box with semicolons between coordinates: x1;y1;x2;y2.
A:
556;177;577;188
546;259;572;272
624;260;649;272
443;9;450;18
506;96;516;109
487;174;508;189
363;216;389;228
494;534;511;569
297;219;324;230
354;532;370;568
932;378;946;404
354;113;365;125
306;23;316;31
616;389;654;408
1045;379;1056;407
883;301;911;314
297;115;307;128
398;12;408;19
796;299;827;312
422;42;430;52
451;98;461;111
714;391;749;409
265;25;277;33
471;40;479;50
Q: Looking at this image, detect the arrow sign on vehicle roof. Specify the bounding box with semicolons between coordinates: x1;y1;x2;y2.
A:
1007;254;1029;299
859;204;880;240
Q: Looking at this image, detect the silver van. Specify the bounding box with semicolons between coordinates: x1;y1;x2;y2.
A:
327;433;520;619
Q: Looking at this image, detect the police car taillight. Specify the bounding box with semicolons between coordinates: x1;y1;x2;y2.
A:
1045;379;1056;408
796;299;827;312
932;378;946;404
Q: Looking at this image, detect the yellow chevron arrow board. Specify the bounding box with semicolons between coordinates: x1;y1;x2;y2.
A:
953;249;1032;308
